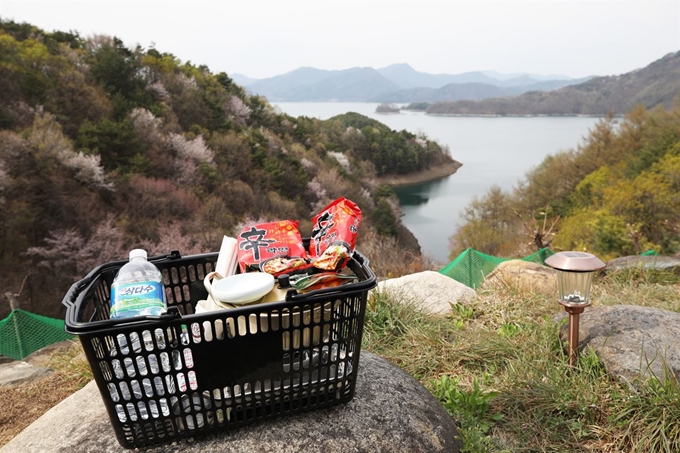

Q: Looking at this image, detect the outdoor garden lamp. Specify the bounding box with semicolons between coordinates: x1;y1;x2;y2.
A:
545;251;606;366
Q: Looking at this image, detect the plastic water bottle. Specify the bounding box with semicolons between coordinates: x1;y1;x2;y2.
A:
110;249;167;319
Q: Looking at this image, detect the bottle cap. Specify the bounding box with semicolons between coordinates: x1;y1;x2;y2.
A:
129;249;148;260
278;274;290;288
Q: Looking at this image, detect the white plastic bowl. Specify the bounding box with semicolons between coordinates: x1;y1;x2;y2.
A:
208;272;275;305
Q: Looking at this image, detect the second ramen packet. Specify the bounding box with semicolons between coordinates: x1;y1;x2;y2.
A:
309;197;362;271
237;220;311;276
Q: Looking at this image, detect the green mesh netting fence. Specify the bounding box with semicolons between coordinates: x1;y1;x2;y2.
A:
0;309;74;361
439;247;554;289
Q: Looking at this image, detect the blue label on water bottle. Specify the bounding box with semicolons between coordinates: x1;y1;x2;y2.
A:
110;282;166;318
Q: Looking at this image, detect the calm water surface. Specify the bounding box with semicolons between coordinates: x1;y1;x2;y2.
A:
274;102;600;263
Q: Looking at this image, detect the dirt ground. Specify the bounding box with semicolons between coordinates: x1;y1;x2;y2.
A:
0;372;81;447
0;342;90;448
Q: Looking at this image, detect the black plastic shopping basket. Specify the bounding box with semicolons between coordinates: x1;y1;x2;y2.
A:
63;248;376;449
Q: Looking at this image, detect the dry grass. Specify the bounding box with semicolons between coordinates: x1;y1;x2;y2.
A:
0;341;91;448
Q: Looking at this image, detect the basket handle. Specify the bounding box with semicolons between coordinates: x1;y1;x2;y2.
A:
62;277;90;309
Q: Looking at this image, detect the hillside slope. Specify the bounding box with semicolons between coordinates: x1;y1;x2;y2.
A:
428;51;680;115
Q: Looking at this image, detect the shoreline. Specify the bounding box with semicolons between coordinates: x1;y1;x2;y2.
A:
376;160;462;187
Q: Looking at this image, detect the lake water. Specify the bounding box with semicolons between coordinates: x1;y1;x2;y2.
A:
273;102;600;264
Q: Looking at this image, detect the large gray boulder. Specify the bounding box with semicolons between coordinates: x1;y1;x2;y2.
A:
375;270;476;315
483;260;557;295
0;352;461;453
556;305;680;384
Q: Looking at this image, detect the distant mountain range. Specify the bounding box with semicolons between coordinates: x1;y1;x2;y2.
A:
426;51;680;116
232;64;594;103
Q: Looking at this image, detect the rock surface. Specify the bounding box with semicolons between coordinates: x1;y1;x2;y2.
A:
605;255;680;274
0;352;462;453
375;270;477;314
483;260;557;295
0;361;52;389
556;305;680;383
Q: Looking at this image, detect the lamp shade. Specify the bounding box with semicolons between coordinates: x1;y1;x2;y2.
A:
545;252;606;305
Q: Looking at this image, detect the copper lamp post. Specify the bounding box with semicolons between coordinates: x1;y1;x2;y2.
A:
545;251;605;366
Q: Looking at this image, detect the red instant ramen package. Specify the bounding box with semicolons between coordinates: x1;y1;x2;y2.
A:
237;220;311;276
309;197;362;271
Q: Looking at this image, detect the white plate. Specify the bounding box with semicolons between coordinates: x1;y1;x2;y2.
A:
210;272;275;305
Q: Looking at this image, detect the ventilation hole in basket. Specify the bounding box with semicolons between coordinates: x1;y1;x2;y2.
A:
282;332;290;352
212;389;222;406
291;308;300;329
183;348;194;368
206;319;220;341
281;309;290;329
166;326;178;348
170;267;179;285
224;318;235;339
153;329;165;350
108;383;120;402
136;356;148;376
104;335;118;357
159;352;170;373
270;310;280;331
176;373;187;392
142;378;153;398
311;326;321;346
177;265;187;283
292;351;301;372
130;332;142;354
147;354;159;374
237;316;247;337
179;325;190;346
116;334;130;355
118;381;132;401
282;353;291;373
263;379;272;393
249;314;258;334
175;416;185;432
188;265;197;283
323;302;332;321
165;375;177;394
190;323;201;344
195;412;205;429
188;371;198;390
110;359;123;379
126;402;138;422
302;327;311;348
160;398;170;417
115;404;127;422
130;379;142;399
302;305;312;325
206;410;215;427
254;381;262;398
173;286;182;304
123;357;136;378
137;401;149;420
99;361;112;381
216;409;225;424
165;287;174;305
322;324;331;344
259;314;269;333
196;264;205;281
172;350;182;371
292;329;301;350
243;382;252;401
154;376;165;396
302;370;310;386
182;284;190;302
91;337;105;359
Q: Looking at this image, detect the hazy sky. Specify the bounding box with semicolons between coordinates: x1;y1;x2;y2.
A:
2;0;679;80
